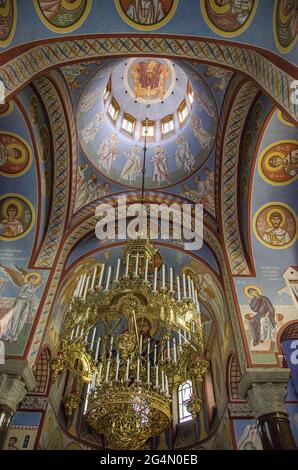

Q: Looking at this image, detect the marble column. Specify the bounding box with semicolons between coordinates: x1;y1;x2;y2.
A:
0;360;37;449
239;369;296;450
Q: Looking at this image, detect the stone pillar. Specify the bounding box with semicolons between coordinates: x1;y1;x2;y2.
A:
0;360;37;449
239;369;296;450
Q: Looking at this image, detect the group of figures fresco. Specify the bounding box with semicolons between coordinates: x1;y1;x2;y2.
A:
180;167;215;215
75;162;110;210
95;130;213;187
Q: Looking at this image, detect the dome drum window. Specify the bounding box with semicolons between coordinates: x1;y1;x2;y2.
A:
178;99;189;125
141;119;155;140
187;81;194;106
161;115;175;136
104;76;111;101
108;97;120;122
122;113;136;135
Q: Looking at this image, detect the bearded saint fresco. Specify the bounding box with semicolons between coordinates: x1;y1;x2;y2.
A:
244;286;276;347
122;0;168;25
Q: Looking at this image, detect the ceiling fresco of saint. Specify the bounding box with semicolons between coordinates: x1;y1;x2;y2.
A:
0;0;297;452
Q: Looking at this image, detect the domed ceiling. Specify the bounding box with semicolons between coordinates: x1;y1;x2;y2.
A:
76;58;217;190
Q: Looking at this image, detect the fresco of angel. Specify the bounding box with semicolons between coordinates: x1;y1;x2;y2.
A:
194;90;216;118
174;135;196;174
97;133;119;174
79;112;104;144
78;87;101;115
120;145;142;184
151;145;169;185
0;265;44;343
191;117;214;151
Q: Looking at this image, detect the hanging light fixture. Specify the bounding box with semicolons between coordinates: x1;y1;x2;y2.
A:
50;84;208;450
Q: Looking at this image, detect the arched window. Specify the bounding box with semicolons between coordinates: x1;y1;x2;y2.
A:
228;354;244;402
178;380;193;423
33;348;50;395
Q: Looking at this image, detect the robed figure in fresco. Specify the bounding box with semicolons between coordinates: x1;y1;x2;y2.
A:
174;135;196;174
97;133;119;174
120;145;142;184
245;287;276;347
125;0;166;25
0;264;43;342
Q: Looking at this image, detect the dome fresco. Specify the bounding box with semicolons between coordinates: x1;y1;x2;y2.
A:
76;58;217;190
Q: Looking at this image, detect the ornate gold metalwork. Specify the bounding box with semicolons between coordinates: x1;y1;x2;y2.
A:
63;393;81;416
87;385;171;450
186;397;202;419
53;240;207;449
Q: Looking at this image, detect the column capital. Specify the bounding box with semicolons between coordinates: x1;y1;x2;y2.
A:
239;368;291;418
0;359;37;413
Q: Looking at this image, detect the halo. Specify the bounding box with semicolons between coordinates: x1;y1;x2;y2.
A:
263;151;285;172
2;198;23;218
24;272;42;285
0;1;10;17
266;207;286;227
243;285;263;298
61;0;83;11
209;0;231;15
7;143;27;164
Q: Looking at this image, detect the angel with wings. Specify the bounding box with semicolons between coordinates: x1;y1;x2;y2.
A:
0;264;44;343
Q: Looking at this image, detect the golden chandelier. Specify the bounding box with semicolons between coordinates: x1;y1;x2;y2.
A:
51;239;208;450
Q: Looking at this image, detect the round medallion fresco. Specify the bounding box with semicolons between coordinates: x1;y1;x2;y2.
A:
115;0;179;30
277;110;294;127
0;132;33;177
0;0;17;48
201;0;258;37
76;59;217;190
253;202;297;249
0;193;35;241
274;0;298;53
34;0;92;34
0;101;14;118
258;140;298;186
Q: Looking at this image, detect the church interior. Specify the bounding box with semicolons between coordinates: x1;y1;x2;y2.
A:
0;0;297;451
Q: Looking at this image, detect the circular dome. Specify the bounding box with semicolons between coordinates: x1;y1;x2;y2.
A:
76;58;217;190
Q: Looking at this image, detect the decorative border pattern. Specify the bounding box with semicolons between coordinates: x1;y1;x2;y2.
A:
0;36;296;121
33;75;71;268
220;80;259;275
